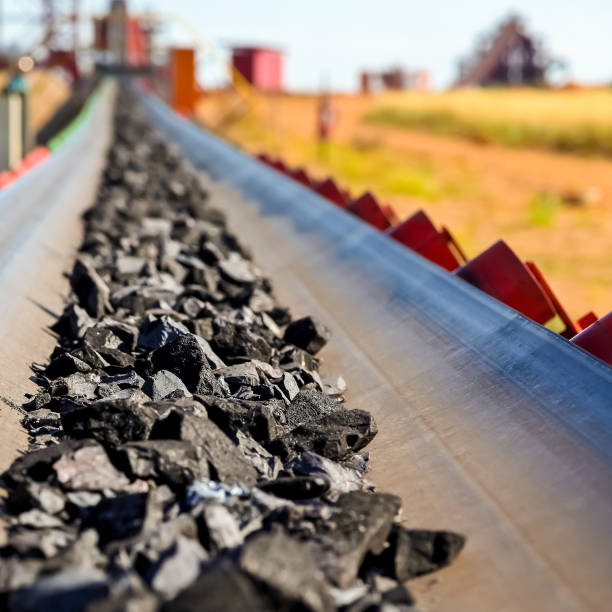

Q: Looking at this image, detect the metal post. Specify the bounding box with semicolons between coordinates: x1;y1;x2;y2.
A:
0;93;26;171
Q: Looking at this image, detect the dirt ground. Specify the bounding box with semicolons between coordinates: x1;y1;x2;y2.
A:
198;91;611;320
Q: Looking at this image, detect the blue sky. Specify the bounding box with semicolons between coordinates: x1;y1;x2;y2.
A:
3;1;611;90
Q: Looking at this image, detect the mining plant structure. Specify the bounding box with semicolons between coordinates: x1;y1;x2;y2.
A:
455;15;554;87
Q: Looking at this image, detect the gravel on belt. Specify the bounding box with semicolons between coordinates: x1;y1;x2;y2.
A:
0;87;465;612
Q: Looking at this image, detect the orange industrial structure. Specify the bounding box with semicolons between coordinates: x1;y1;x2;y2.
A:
168;48;197;116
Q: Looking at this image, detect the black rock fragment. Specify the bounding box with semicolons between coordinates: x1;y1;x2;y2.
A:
151;334;222;394
143;370;191;400
70;257;112;319
240;529;335;612
271;407;378;461
309;491;402;588
115;440;207;487
161;566;272;612
151;407;259;486
60;399;158;446
363;525;466;581
284;316;332;355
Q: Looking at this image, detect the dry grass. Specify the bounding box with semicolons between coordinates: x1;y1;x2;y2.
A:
366;88;612;156
196;89;612;320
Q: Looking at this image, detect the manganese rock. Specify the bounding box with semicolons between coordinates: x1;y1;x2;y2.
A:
284;316;332;355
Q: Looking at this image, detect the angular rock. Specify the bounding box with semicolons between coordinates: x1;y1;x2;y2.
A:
198;502;243;551
214;362;259;388
151;407;258;486
143;370;191;400
271;407;378;461
3;439;97;488
161;566;272;612
50;303;94;339
151;334;223;394
52;441;144;492
147;536;208;600
309;491;402;588
363;525;466;582
288;452;366;494
70;257;112;319
285;390;340;428
45;352;92;379
8;569;109;612
284;316;331;355
241;529;335;612
196;396;288;444
61;399;158;446
211;319;272;363
115;440;207;487
138;315;189;350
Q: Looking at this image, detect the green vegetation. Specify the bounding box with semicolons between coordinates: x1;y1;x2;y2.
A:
526;191;562;227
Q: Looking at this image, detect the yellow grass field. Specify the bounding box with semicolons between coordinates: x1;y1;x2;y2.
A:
365;88;612;156
197;88;612;320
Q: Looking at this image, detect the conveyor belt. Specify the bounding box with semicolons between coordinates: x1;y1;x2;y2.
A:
142;93;612;612
0;82;115;471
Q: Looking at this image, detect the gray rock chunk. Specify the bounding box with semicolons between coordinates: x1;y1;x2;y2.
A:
274;372;300;403
215;362;259;387
70;256;112;319
61;399;159;446
151;408;258;486
23;409;61;429
8;569;109;612
272;407;378;461
16;508;64;529
284;316;332;355
45;352;92;379
364;525;466;581
138;315;189;350
3;439;96;488
116;255;146;277
285;389;341;428
198;502;243;551
143;370;191;400
50;372;99;399
218;253;257;284
309;491;402;588
50;303;94;339
241;529;335;612
211;319;272;363
196;396;287;444
17;481;66;515
22;392;52;412
151;334;223;395
288;452;367;494
100;371;144;390
52;441;145;492
161;566;271;612
147;536;208;601
116;440;207;487
234;430;281;480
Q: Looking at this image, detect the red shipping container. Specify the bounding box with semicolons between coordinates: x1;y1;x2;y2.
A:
232;47;283;91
